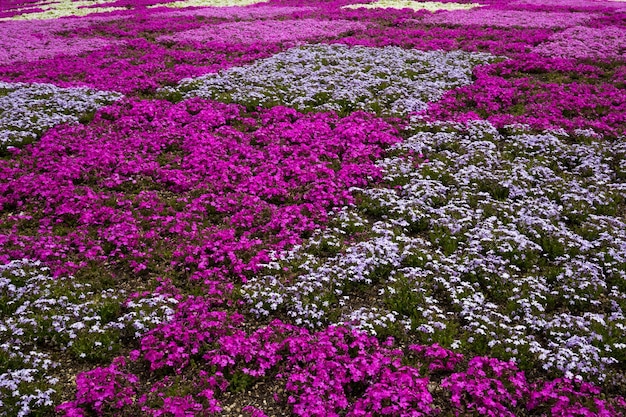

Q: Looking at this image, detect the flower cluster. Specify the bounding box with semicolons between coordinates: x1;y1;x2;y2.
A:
507;0;626;8
0;259;176;417
343;1;482;12
154;4;316;18
57;318;626;417
0;98;399;280
532;25;626;60
425;58;626;138
0;81;121;150
0;17;122;66
423;8;599;28
244;120;626;382
149;0;270;8
0;0;126;20
1;0;625;415
164;44;496;116
157;18;366;46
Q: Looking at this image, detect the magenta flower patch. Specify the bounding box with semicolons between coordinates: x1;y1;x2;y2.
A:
0;17;124;65
423;9;599;28
56;317;626;417
0;98;399;279
532;25;626;60
0;1;625;416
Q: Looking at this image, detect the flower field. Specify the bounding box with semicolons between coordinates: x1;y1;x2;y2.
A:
0;0;625;415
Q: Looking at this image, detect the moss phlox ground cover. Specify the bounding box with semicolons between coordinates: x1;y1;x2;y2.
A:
0;0;625;416
164;45;497;116
244;120;626;382
0;0;127;20
149;0;270;8
342;1;482;12
0;81;121;149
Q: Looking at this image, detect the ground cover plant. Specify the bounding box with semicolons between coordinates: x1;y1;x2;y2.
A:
0;0;625;416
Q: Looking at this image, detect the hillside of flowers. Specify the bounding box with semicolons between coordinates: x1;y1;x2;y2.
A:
0;0;625;416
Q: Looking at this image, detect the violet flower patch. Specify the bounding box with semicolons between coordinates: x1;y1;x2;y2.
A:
0;18;124;66
422;8;599;28
532;25;626;61
157;19;366;46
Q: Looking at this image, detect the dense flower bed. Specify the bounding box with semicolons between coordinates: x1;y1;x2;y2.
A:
163;44;497;115
244;120;626;382
0;0;624;416
0;82;121;149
